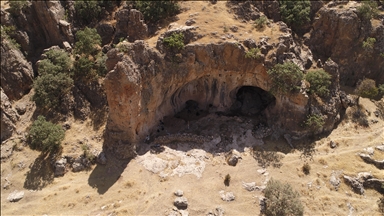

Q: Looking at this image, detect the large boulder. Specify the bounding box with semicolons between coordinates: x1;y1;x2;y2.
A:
0;39;33;101
115;9;148;43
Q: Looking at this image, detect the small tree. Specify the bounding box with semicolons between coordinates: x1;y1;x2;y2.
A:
305;69;332;97
245;48;263;60
355;78;378;100
357;1;378;20
74;1;102;25
254;16;268;30
279;0;310;31
74;27;101;56
74;56;97;81
264;179;304;216
267;62;304;94
135;1;180;23
28;116;65;152
362;37;376;52
304;114;325;132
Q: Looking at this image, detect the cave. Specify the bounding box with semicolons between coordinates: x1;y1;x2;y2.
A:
231;86;276;116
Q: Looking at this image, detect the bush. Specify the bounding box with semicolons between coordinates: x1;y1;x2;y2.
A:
8;0;28;15
33;73;73;109
355;78;378;100
74;56;97;81
267;62;304;94
33;49;73;109
135;1;180;23
254;16;268;30
264;179;304;216
163;32;184;50
245;48;263;60
304;114;325;132
378;84;384;98
362;37;376;51
0;25;20;49
28;116;65;152
279;0;310;31
305;69;332;97
302;163;311;175
74;1;102;25
74;27;102;56
357;1;378;20
95;53;108;77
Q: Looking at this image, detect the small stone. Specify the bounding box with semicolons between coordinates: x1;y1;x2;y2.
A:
229;25;238;32
174;190;184;197
185;19;196;26
7;190;24;202
242;182;256;191
219;190;235;201
330;140;337;148
174;197;188;209
54;157;67;176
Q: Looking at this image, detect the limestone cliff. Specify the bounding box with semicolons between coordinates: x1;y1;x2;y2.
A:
104;27;341;159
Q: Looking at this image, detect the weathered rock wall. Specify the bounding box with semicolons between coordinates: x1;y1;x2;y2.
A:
104;33;340;159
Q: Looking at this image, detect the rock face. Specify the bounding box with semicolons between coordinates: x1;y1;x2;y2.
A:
0;39;34;101
104;26;342;159
1;89;19;142
115;9;148;43
309;4;384;86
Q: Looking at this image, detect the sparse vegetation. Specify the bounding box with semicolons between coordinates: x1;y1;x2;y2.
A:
267;62;304;94
224;174;231;186
28;116;65;152
74;27;102;56
355;78;378;100
362;37;376;51
254;16;268;30
279;0;310;31
245;48;263;60
264;179;304;216
135;1;180;23
304;114;325;132
302;163;311;175
8;0;28;15
351;105;369;127
163;32;185;50
0;25;20;49
357;1;379;20
81;144;95;162
305;69;332;97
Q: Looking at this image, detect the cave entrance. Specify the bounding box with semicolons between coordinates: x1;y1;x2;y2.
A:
174;100;209;122
231;86;275;117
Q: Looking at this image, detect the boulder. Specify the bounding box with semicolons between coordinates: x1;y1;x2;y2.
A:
174;197;188;209
54;158;67;177
174;190;183;197
97;23;115;45
7;190;24;202
343;175;364;195
219;191;235;202
226;150;241;166
242;182;257;191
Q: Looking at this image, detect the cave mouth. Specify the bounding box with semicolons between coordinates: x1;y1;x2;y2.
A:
231;86;276;116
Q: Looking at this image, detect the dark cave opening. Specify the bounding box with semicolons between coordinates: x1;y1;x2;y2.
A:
231;86;276;116
174;100;209;122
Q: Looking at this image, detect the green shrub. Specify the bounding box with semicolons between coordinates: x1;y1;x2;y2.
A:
38;49;72;76
378;84;384;98
279;0;310;31
0;25;20;49
304;114;325;132
356;78;378;100
135;1;180;23
357;1;378;20
267;62;304;94
302;163;311;175
74;1;102;24
304;69;332;97
74;27;102;56
33;73;73;109
245;48;263;60
163;32;184;50
254;16;268;30
95;53;108;77
362;37;376;51
28;116;65;152
264;179;304;216
8;0;28;15
74;56;97;81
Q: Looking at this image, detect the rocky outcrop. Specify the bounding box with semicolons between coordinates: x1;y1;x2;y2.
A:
309;3;384;86
4;1;73;55
115;9;148;43
1;89;19;142
104;26;341;159
0;39;33;101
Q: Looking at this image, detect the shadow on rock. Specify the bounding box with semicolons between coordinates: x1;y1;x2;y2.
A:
23;153;55;190
252;145;284;168
88;154;130;194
